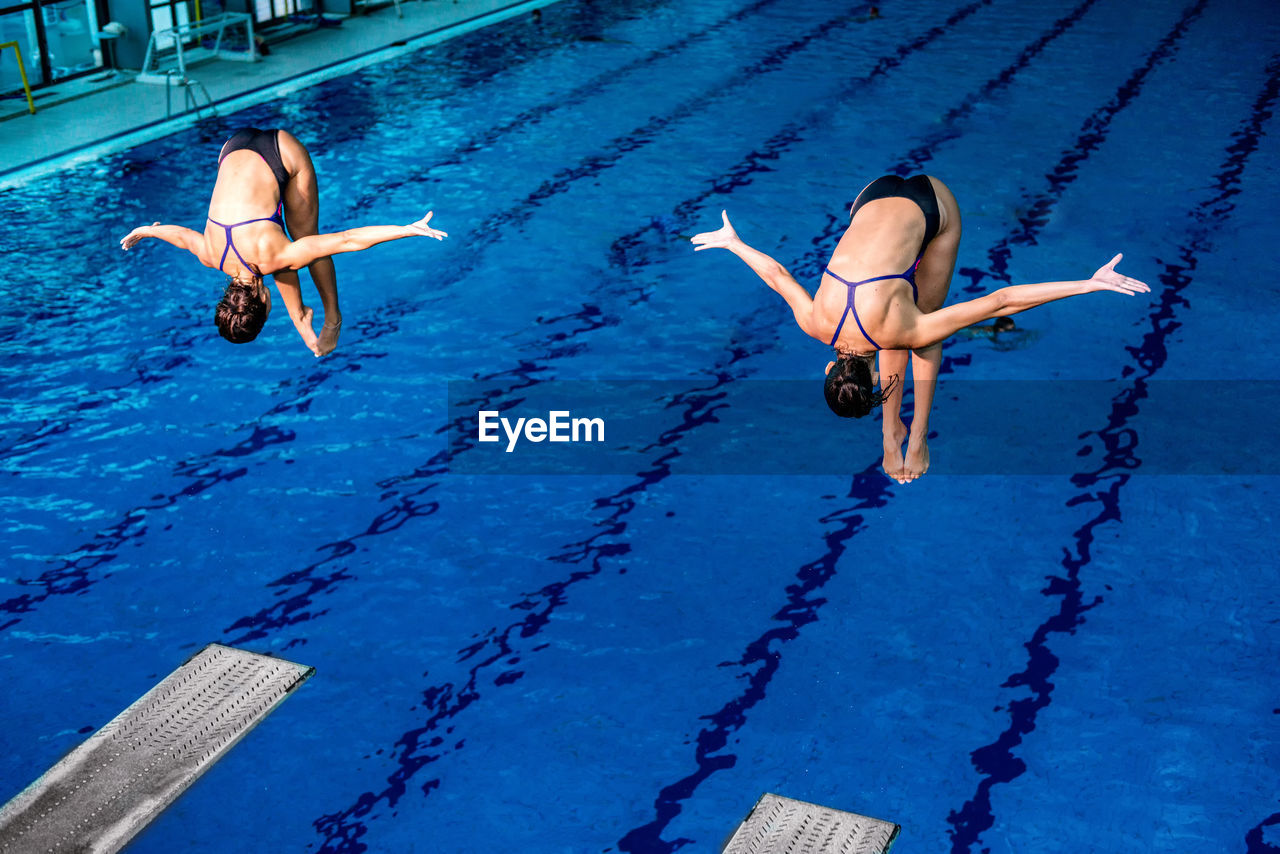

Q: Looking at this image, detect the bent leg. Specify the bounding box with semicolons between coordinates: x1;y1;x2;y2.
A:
877;348;909;482
914;176;961;312
278;130;341;355
896;177;962;482
271;269;319;355
902;344;939;482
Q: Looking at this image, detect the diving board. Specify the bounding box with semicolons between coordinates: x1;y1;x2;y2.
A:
0;643;313;854
722;793;900;854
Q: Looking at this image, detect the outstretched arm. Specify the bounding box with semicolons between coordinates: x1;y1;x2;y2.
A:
899;254;1149;349
692;210;816;335
120;222;208;262
272;212;447;272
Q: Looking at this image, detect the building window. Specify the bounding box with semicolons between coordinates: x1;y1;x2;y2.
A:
148;0;192;52
253;0;313;26
0;0;105;94
41;0;100;78
0;7;42;90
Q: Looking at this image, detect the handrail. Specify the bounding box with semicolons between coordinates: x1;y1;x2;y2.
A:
162;69;215;119
0;41;36;116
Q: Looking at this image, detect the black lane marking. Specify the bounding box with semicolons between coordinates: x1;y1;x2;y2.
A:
946;45;1278;854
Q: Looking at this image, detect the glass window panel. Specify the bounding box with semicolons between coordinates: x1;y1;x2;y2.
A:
0;8;42;94
149;0;192;52
42;0;101;79
254;0;312;24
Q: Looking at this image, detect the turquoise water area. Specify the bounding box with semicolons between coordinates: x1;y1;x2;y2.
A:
1;0;1278;851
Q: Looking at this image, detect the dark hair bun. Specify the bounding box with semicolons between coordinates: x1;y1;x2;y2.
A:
824;356;895;418
214;279;268;343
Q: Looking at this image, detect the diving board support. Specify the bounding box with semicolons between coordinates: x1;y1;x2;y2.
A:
721;793;900;854
0;643;313;854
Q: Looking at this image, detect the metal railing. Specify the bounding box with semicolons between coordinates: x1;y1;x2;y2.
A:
162;69;215;119
0;41;36;115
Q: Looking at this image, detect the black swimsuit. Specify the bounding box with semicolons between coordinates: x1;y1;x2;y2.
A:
824;174;942;349
217;127;290;193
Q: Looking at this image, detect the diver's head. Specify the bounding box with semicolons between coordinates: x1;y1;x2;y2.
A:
214;277;270;343
823;352;895;418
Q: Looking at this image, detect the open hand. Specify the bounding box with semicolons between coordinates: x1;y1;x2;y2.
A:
407;212;447;240
1088;253;1150;295
690;210;741;251
120;222;160;251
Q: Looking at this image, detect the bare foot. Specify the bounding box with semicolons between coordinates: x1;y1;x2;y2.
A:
296;305;320;354
882;419;908;482
901;439;930;483
315;316;342;357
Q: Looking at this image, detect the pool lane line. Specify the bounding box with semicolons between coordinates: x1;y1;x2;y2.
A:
891;0;1101;177
306;319;822;849
615;0;1102;278
962;0;1209;294
0;424;296;632
343;0;832;215
1248;806;1280;854
354;0;885;236
613;3;1219;851
614;0;1081;268
0;0;569;192
301;3;1159;847
946;50;1280;854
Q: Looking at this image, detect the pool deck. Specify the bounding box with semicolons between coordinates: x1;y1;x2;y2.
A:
0;0;558;189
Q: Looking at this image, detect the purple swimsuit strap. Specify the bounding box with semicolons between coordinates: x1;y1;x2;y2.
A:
823;256;923;350
207;203;285;275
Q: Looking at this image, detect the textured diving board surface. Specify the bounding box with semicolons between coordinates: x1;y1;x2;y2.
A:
722;793;900;854
0;643;313;854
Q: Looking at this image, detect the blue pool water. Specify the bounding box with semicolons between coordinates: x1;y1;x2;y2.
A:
2;0;1279;851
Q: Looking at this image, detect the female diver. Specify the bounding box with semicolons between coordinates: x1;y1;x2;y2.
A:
691;174;1149;483
119;127;447;357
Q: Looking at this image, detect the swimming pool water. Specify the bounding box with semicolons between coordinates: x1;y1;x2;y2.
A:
1;0;1278;851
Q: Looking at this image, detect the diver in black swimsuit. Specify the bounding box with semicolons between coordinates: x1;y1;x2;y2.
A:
691;174;1148;483
120;128;446;357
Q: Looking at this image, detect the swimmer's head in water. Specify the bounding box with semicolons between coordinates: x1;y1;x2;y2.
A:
823;354;895;418
214;277;270;343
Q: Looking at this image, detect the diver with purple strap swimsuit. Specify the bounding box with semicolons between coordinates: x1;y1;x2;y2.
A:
691;171;1150;486
119;127;448;357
